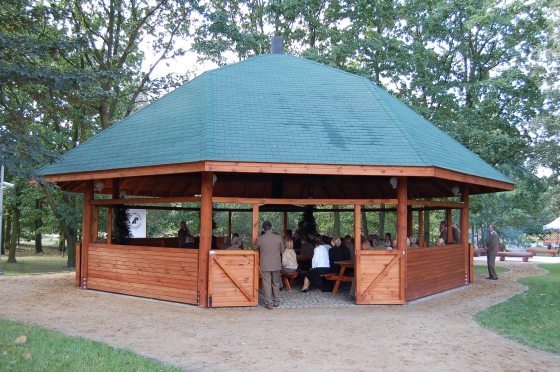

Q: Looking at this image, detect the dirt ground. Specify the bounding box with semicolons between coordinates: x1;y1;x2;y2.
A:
1;261;559;372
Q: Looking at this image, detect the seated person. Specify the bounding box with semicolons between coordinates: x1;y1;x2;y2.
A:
299;237;314;256
178;221;190;246
436;237;445;246
391;238;398;249
409;236;420;248
343;236;355;260
181;235;198;248
301;239;330;292
232;233;244;249
339;237;351;260
371;239;386;250
219;236;232;249
225;236;243;250
383;233;392;247
279;238;298;290
323;237;345;292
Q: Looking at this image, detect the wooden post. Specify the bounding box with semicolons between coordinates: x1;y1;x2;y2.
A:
228;211;232;237
80;180;93;289
461;187;470;283
107;178;120;244
198;172;213;308
406;207;413;237
106;208;112;243
397;177;407;301
447;208;453;244
354;204;361;252
252;204;259;244
418;210;424;247
283;211;288;236
92;206;99;243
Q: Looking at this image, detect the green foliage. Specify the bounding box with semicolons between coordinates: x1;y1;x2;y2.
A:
112;203;132;245
474;264;560;354
0;318;184;371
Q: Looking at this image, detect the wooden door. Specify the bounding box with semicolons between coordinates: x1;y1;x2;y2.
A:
208;250;259;307
355;250;405;305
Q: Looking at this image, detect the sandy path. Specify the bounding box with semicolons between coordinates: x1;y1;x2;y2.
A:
1;262;559;371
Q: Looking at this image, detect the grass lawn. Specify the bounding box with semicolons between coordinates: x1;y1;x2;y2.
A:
0;258;74;275
474;264;560;354
473;265;509;275
0;318;185;372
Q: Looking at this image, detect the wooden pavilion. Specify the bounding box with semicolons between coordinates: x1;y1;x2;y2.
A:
37;51;514;307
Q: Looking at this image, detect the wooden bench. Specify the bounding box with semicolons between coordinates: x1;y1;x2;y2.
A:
498;251;534;262
526;248;559;257
473;248;486;257
322;273;354;294
281;271;299;292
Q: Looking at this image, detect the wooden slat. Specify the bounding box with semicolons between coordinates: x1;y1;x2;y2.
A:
407;200;465;208
91;196;201;206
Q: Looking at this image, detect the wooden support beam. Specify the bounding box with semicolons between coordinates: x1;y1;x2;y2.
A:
447;209;453;244
418;210;424;247
106;207;112;244
461;187;470;283
212;197;397;205
228;211;232;236
92;206;99;243
90;196;201;206
198;172;213;308
252;204;259;244
407;207;413;237
407;200;465;208
81;180;94;289
397;176;407;301
354;204;361;254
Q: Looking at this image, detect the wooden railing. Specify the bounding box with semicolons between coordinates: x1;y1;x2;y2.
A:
406;244;466;301
86;243;199;305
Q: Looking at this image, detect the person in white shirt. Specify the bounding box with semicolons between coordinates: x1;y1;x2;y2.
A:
301;239;330;292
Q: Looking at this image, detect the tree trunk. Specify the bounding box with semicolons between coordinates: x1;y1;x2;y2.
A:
379;204;385;236
8;182;22;263
423;208;430;245
4;212;11;255
361;211;368;237
42;186;77;267
35;199;43;254
333;205;340;237
1;214;5;255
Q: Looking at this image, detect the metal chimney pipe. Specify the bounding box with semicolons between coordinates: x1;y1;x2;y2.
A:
271;36;283;54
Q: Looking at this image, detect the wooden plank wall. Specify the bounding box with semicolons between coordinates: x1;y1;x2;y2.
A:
208;251;259;307
356;251;403;305
406;244;466;301
87;243;199;305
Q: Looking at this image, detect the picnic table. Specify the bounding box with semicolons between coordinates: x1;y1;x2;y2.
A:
328;260;355;295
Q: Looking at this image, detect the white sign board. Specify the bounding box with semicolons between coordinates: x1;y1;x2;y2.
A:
128;209;146;238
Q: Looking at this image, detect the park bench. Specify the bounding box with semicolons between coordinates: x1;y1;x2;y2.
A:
526;248;559;257
473;248;486;257
497;245;534;262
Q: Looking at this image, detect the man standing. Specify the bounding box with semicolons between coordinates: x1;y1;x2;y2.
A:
485;225;499;280
178;221;190;246
253;221;285;309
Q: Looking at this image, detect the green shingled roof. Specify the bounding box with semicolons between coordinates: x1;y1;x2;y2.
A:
38;54;512;184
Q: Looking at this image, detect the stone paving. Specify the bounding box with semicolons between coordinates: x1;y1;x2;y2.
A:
256;276;358;309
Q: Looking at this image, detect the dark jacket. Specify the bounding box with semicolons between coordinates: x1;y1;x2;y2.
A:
329;245;344;273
